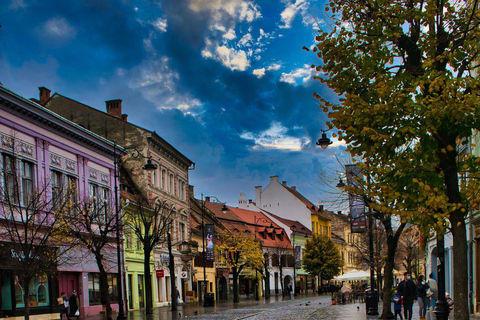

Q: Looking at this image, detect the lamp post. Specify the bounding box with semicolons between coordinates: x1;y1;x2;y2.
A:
318;131;378;315
253;216;272;301
113;146;157;319
201;195;227;307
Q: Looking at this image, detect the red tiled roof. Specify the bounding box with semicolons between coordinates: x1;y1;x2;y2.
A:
265;211;312;235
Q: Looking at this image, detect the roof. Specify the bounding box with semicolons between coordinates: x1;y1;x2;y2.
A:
281;183;330;221
0;85;123;157
227;206;293;249
264;211;312;235
45;92;193;167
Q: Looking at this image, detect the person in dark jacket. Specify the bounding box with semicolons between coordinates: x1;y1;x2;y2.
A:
397;272;416;320
68;290;79;320
415;275;429;320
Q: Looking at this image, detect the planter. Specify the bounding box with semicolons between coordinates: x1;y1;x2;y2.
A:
331;299;336;305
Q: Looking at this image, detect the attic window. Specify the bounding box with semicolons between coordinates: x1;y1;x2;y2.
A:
263;232;267;239
271;232;275;240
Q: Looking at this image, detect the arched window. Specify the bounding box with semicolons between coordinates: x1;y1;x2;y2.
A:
169;173;174;194
161;169;166;190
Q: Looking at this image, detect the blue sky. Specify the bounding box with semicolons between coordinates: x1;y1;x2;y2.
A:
0;0;348;210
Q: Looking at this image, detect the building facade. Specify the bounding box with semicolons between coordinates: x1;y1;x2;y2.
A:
38;87;194;310
0;85;119;317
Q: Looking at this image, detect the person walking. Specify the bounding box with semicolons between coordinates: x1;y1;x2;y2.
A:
427;273;438;310
59;291;70;320
392;289;403;320
397;272;416;320
68;290;79;320
287;283;293;300
416;275;429;320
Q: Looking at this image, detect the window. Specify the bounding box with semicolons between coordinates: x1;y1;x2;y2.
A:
3;154;18;202
271;254;279;267
178;179;185;200
51;171;61;203
179;223;185;242
88;273;118;304
21;161;33;205
152;168;158;187
125;225;133;249
14;274;50;308
161;169;166;190
169;174;174;194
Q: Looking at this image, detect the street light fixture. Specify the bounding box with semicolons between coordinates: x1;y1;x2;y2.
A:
113;146;157;319
201;195;227;307
316;130;333;149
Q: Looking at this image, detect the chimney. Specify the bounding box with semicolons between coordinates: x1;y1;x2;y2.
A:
319;205;324;211
338;211;342;215
106;99;123;118
38;87;51;105
205;196;211;203
254;186;262;206
291;186;296;190
121;114;128;121
270;176;279;184
188;185;194;198
249;199;254;204
282;181;287;186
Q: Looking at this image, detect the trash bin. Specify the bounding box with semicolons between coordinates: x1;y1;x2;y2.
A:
204;293;215;307
365;289;379;315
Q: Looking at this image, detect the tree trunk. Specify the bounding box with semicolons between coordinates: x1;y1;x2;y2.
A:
168;233;177;312
95;254;112;320
144;246;153;314
437;133;468;320
264;269;271;299
279;263;284;296
23;277;31;320
379;235;398;319
232;267;239;303
451;216;468;320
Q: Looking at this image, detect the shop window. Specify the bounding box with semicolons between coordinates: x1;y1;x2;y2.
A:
14;274;49;308
88;273;118;305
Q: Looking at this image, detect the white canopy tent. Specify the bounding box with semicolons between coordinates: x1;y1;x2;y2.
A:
334;270;370;281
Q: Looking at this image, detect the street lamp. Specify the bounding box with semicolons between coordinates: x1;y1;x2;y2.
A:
318;132;378;315
113;146;157;319
253;216;272;301
201;195;227;307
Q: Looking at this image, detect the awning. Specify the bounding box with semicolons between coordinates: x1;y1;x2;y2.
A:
334;270;370;281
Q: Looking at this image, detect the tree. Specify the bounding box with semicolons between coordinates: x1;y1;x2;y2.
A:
311;1;480;318
62;197;120;320
396;226;423;278
270;244;294;296
215;229;263;303
302;235;343;282
124;197;175;314
0;148;75;320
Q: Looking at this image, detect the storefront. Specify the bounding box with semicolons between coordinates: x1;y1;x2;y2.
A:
0;243;57;317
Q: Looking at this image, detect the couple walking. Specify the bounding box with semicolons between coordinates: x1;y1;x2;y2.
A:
59;290;80;320
394;272;437;320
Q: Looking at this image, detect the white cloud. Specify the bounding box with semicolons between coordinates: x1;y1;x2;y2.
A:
253;68;265;78
215;46;250;71
267;63;281;71
152;18;167;32
238;33;253;47
240;121;308;151
43;17;77;40
223;28;237;40
279;0;308;29
189;0;262;23
280;64;314;85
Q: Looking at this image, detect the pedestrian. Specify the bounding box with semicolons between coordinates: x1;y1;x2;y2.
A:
175;287;180;304
58;291;70;320
287;283;293;299
397;272;416;320
392;289;403;320
68;290;79;320
426;273;438;310
415;275;429;320
446;292;454;310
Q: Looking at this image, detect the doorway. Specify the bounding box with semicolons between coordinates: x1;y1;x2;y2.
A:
138;275;144;309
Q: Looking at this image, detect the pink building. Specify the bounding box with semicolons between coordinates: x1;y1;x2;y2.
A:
0;85;120;317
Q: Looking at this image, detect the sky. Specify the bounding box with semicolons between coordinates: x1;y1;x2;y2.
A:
0;0;348;211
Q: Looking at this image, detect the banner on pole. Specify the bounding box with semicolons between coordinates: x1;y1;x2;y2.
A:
346;164;367;233
205;224;215;262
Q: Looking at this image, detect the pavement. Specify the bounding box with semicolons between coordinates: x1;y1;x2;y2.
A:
80;293;479;320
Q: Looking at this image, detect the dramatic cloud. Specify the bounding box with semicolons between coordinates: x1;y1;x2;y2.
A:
280;64;315;85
